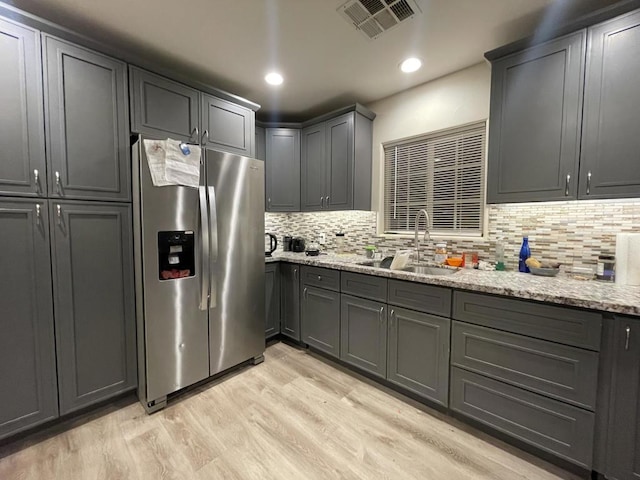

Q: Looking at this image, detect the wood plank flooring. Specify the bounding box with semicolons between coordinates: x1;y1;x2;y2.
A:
0;342;582;480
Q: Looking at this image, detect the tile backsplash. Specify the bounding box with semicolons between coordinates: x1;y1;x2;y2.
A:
265;200;640;271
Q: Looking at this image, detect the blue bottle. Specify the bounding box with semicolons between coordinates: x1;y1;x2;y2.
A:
518;236;531;273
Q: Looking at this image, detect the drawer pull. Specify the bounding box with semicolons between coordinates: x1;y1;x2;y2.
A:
317;275;322;281
626;325;631;351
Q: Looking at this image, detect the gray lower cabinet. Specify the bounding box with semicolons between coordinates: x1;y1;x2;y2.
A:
43;35;130;202
0;199;58;440
265;128;300;212
340;295;387;378
605;316;640;480
301;285;340;357
50;201;136;415
0;18;46;198
265;263;280;339
129;66;200;143
387;306;450;407
487;31;585;203
201;94;254;157
281;263;301;341
579;11;640;199
450;367;595;468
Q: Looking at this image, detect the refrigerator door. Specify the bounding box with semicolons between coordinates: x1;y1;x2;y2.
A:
136;142;210;402
205;149;265;375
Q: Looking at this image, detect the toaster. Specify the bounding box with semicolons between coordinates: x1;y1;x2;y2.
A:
291;237;306;252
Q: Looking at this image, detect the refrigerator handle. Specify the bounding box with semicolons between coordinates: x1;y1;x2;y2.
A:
199;186;210;310
208;185;219;309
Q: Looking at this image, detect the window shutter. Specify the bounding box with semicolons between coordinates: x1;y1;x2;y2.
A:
383;122;486;236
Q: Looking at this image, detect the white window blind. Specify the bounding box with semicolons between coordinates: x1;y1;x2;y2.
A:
383;122;486;236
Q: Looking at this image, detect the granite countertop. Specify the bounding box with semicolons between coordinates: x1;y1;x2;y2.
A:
265;252;640;316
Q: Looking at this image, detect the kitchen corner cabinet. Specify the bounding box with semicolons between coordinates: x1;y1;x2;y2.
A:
0;199;58;441
301;111;373;211
579;11;640;200
265;263;280;339
0;18;46;198
487;31;585;203
280;263;301;341
201;94;254;157
129;66;200;143
265;128;300;212
50;201;136;415
605;316;640;480
43;35;131;202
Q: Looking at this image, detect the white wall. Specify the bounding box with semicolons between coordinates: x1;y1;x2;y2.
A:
367;62;491;215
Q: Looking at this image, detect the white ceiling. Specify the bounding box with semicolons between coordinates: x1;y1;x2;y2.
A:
10;0;620;121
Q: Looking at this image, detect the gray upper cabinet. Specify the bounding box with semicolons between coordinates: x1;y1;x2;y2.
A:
265;128;300;212
605;316;640;480
129;66;200;143
0;18;46;198
50;201;136;415
487;31;585;203
265;263;280;339
43;35;130;202
300;111;373;211
580;11;640;200
281;263;301;341
201;94;254;157
0;199;58;440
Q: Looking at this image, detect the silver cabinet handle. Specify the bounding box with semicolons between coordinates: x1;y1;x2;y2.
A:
317;275;322;281
35;204;41;225
34;169;40;193
326;196;330;207
294;268;298;280
202;129;209;146
267;198;271;209
190;127;199;143
379;306;384;323
626;325;631;351
303;287;308;299
587;171;592;195
390;309;395;326
565;174;571;196
56;204;62;225
208;186;219;310
55;171;61;195
198;186;210;310
320;197;324;209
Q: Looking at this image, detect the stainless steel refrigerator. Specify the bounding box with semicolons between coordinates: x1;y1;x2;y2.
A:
132;137;265;413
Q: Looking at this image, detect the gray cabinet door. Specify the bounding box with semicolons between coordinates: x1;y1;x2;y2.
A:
50;201;136;415
340;295;387;378
580;11;640;200
265;263;280;339
44;36;130;202
201;94;254;157
0;199;58;440
281;263;301;341
129;66;199;143
255;126;266;161
0;19;46;198
487;31;585;203
387;307;450;407
606;317;640;480
301;123;326;211
325;113;354;210
265;128;300;212
301;286;340;357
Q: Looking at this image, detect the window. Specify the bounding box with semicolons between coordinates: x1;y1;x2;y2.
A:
383;121;486;236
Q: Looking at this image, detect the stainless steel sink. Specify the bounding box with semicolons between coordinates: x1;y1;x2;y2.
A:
402;265;458;275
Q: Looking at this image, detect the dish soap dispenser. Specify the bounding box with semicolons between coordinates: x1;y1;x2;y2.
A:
518;234;531;273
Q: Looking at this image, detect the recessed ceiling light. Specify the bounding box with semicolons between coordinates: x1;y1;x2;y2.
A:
400;57;422;73
265;72;283;86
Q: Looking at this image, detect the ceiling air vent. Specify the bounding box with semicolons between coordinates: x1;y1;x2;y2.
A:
338;0;422;40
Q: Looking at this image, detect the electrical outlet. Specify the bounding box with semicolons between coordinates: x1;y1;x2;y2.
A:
319;233;326;245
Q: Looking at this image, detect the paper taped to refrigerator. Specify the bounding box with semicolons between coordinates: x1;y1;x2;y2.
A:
143;139;201;188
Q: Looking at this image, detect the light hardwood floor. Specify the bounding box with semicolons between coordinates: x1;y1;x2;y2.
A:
0;342;582;480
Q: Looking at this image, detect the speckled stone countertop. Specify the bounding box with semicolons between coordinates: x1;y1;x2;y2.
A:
265;252;640;316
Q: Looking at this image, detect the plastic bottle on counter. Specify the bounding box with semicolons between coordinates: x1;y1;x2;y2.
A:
495;237;506;271
335;232;346;254
434;243;448;264
518;234;531;273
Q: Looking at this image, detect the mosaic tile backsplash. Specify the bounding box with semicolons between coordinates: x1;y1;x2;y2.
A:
265;200;640;272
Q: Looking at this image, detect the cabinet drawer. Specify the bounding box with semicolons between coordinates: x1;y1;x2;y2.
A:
453;291;602;350
450;367;595;468
341;272;387;302
388;280;451;317
301;266;340;292
452;321;599;410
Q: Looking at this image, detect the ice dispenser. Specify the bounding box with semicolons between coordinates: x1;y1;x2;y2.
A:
158;231;195;280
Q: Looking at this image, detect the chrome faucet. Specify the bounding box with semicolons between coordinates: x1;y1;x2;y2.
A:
414;209;431;263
